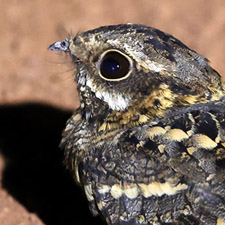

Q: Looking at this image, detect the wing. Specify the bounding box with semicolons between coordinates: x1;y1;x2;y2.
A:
81;99;225;225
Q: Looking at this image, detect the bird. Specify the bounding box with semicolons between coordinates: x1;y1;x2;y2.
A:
48;24;225;225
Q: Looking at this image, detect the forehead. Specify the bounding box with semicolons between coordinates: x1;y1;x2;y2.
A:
78;24;187;49
79;24;167;42
73;24;183;62
82;24;157;36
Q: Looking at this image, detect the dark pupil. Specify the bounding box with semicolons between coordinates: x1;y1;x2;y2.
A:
100;52;130;79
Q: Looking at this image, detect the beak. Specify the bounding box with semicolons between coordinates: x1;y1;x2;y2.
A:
48;40;70;52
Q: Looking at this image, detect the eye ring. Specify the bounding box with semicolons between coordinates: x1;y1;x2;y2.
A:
98;49;133;81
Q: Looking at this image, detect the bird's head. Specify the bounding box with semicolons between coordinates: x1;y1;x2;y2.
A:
49;24;225;129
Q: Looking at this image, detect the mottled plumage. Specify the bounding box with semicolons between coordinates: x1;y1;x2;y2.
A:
49;24;225;225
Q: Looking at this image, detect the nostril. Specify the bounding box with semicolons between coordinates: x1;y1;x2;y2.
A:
60;41;67;48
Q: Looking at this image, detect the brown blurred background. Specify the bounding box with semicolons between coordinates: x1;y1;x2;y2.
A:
0;1;225;225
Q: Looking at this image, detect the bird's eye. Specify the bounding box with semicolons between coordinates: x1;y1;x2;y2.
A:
98;50;132;81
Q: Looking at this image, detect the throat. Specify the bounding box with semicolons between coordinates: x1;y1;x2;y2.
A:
79;87;111;127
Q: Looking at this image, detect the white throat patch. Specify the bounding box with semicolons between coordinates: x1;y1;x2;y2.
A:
86;79;130;111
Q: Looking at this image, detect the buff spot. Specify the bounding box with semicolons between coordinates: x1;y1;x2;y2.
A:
138;182;188;198
111;184;123;199
97;201;103;210
136;215;146;223
139;114;150;123
98;185;111;194
75;164;81;183
147;126;167;139
84;184;94;201
215;136;221;143
206;174;215;181
137;184;150;198
191;134;217;149
158;144;165;153
106;217;110;224
187;129;194;137
163;129;189;142
99;181;188;200
187;147;196;155
123;183;139;199
217;218;225;225
182;95;198;104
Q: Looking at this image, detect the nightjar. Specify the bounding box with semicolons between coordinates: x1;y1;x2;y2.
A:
49;24;225;225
